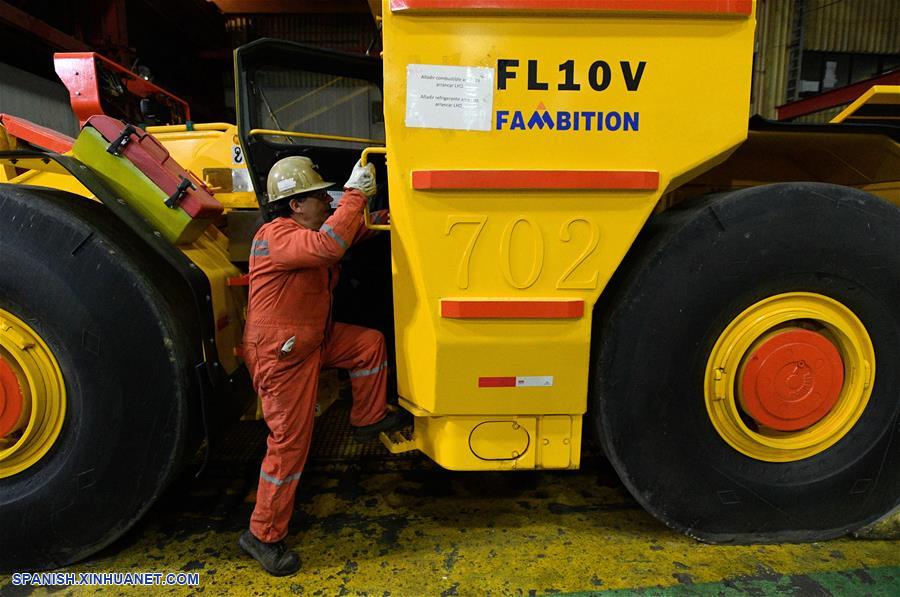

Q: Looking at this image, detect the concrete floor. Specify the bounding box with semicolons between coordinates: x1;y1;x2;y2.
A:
1;403;899;596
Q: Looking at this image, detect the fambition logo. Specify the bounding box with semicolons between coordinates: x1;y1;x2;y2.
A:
496;103;638;132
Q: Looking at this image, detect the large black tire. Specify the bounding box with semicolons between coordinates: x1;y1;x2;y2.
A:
0;185;197;570
591;182;900;543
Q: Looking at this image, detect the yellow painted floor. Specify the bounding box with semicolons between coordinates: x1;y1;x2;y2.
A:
1;403;898;596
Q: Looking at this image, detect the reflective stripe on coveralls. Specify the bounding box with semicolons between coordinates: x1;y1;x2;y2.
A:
349;360;389;379
250;239;269;256
244;190;391;543
320;224;348;249
260;469;302;486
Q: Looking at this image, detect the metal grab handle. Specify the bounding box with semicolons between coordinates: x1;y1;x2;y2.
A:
360;147;390;231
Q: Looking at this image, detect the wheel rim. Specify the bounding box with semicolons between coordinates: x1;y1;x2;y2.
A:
705;292;874;462
0;308;66;478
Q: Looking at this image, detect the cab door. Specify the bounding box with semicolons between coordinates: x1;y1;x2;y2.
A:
234;38;384;217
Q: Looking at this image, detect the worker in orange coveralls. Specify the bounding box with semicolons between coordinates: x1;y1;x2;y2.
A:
238;156;405;576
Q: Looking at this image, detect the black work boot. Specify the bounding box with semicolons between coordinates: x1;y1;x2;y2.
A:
353;409;410;443
238;530;300;576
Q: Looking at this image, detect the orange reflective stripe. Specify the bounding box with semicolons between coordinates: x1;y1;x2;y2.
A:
413;170;659;191
441;299;584;319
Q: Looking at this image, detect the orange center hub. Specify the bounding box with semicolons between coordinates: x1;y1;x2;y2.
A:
740;329;844;431
0;357;24;437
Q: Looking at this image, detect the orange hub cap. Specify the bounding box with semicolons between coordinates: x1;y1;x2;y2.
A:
740;329;844;431
0;357;24;437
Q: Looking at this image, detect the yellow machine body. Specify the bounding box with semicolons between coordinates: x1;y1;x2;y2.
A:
145;123;258;210
832;85;900;126
379;2;756;469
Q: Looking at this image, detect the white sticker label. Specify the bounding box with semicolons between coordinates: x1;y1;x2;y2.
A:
406;64;494;131
232;145;244;164
276;178;296;193
516;376;553;387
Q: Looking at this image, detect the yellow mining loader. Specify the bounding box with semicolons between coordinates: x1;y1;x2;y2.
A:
1;0;898;571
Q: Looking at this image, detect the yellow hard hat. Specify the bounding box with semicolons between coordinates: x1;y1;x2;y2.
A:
266;156;334;203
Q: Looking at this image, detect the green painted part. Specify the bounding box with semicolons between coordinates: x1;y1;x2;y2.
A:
561;566;900;596
71;127;208;245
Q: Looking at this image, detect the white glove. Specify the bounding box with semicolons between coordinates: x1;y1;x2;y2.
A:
344;161;377;198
